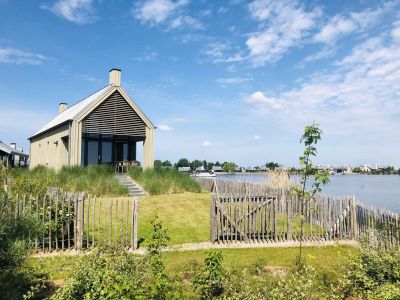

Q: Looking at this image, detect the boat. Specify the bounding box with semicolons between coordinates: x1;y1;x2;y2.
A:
192;171;216;178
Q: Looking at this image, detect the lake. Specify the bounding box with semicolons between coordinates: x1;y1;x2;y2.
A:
216;173;400;212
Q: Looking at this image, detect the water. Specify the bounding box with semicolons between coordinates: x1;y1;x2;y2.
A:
216;173;400;212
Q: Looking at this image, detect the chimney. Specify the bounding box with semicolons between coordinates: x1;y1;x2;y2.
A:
10;143;16;149
109;68;121;86
59;102;68;114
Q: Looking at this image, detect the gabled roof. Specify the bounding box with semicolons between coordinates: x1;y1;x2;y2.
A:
30;83;155;140
0;140;29;157
31;84;114;139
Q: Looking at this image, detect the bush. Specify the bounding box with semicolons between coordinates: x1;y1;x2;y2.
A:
0;195;47;300
129;167;201;195
51;245;150;300
193;251;225;299
344;238;400;299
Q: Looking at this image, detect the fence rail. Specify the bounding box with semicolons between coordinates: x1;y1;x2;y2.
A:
10;192;138;252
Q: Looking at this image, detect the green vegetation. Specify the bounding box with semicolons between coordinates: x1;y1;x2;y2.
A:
139;193;209;245
292;123;330;263
0;194;48;300
7;165;127;196
129;167;201;195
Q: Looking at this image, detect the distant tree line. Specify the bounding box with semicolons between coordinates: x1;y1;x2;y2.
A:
154;159;281;172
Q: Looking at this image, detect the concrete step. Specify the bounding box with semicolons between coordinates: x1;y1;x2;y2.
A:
114;174;147;197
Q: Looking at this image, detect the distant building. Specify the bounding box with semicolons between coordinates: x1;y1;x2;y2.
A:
195;166;205;172
259;166;268;172
178;167;191;172
245;166;257;172
0;140;29;167
344;165;353;175
360;164;372;173
212;166;223;172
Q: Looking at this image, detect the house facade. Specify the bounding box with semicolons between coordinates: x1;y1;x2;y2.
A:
29;69;155;171
0;140;29;167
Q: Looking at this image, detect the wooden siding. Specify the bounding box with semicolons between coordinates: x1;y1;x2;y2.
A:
82;91;146;137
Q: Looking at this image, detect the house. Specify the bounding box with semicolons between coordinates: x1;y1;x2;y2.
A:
29;69;155;171
245;166;258;172
178;167;191;172
360;164;372;173
0;140;29;167
195;166;205;172
212;166;223;172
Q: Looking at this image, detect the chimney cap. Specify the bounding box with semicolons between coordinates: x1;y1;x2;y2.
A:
109;68;121;72
59;102;67;105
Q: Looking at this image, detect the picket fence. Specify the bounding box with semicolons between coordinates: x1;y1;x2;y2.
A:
10;191;138;251
196;178;400;245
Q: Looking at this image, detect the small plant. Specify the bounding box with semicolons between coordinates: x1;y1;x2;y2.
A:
193;250;225;299
292;123;330;264
147;212;174;299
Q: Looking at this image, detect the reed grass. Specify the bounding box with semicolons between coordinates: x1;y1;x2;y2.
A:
129;167;201;195
8;165;128;196
266;170;294;189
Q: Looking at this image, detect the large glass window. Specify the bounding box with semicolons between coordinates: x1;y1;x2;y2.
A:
87;141;98;165
101;142;112;163
123;143;128;161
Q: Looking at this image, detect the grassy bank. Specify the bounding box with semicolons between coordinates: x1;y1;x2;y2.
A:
7;165;127;196
129;167;201;195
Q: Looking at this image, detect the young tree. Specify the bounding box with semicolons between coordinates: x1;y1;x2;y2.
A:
190;160;203;171
175;158;190;169
154;160;162;168
223;162;236;173
265;162;280;170
162;160;172;167
292;123;330;265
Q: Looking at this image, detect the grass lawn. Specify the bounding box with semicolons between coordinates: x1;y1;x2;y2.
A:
138;192;210;245
28;244;355;282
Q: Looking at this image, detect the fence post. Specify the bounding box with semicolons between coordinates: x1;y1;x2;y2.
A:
210;195;217;242
75;192;84;250
131;197;138;250
350;196;357;239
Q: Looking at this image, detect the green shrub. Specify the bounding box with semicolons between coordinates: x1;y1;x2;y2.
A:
344;238;400;299
129;167;201;195
193;251;225;299
51;245;150;300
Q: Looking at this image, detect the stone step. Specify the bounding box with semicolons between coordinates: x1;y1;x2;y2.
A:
114;174;147;197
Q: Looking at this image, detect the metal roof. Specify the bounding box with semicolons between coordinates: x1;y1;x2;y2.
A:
0;140;29;157
31;84;115;138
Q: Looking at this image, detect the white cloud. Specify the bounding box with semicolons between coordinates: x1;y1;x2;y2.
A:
202;140;213;147
0;48;52;65
245;31;400;136
252;134;261;140
173;117;186;123
158;124;174;131
169;15;203;30
245;0;321;66
132;0;196;29
392;21;400;40
216;77;252;86
314;1;394;44
133;50;159;62
245;91;283;110
41;0;97;24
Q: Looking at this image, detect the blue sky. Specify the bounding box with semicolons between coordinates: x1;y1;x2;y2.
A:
1;0;400;167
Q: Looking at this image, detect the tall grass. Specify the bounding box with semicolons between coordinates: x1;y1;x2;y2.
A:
129;167;201;195
8;165;127;196
267;170;293;189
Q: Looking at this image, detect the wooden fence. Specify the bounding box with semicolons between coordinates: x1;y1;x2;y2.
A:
195;177;271;194
207;179;400;245
10;191;138;252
